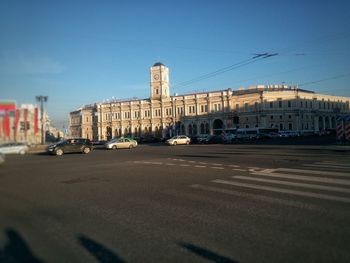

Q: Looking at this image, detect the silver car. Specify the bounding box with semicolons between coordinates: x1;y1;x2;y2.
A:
0;142;29;155
166;135;191;146
105;138;138;150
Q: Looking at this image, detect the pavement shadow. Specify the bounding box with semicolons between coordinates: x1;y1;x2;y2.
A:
178;242;238;263
77;234;126;263
0;228;44;263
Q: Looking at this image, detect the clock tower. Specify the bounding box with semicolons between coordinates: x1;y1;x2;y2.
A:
150;62;170;100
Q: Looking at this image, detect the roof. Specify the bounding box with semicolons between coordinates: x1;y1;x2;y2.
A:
152;62;165;67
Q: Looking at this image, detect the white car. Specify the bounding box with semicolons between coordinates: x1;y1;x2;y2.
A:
166;135;191;146
105;138;138;149
0;142;29;155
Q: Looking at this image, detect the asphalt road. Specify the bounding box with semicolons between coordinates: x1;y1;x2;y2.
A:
0;143;350;263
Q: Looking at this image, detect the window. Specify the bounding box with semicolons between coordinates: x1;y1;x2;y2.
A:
156;89;159;95
278;100;282;108
270;102;273;108
270;115;273;120
288;101;291;108
165;108;172;116
154;109;161;117
288;115;292;119
189;105;195;114
244;103;248;111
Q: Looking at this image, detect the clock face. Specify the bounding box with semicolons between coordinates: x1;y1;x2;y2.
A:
153;74;159;80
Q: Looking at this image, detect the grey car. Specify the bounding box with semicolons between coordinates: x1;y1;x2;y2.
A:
0;142;29;155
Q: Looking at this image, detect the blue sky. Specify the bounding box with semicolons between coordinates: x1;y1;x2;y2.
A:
1;0;350;128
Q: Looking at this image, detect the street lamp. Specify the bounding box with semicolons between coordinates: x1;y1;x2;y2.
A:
36;96;48;144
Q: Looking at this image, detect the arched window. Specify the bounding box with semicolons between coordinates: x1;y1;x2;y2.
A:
188;124;193;136
205;123;209;134
200;123;205;134
193;124;197;135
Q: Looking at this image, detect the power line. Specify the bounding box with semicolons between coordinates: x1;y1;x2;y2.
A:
172;53;278;89
298;73;350;87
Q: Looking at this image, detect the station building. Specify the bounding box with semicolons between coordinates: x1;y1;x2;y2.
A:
69;63;350;141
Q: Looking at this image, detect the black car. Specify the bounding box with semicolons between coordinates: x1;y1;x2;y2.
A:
47;138;93;156
205;135;224;144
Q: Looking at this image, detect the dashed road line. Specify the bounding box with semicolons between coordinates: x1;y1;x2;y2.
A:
210;167;225;170
194;165;206;168
232;168;247;172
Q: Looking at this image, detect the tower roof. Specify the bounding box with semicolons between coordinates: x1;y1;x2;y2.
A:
152;62;165;67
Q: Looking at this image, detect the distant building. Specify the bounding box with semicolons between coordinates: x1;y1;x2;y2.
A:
0;102;41;144
70;63;350;141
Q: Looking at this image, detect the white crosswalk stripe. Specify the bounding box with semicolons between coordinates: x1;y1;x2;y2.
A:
211;179;350;203
190;161;350;204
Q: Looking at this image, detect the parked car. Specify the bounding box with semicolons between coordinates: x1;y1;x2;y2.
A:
47;138;93;155
204;135;224;144
196;135;208;144
93;140;107;146
166;135;191;146
105;137;138;149
278;131;300;138
0;142;29;155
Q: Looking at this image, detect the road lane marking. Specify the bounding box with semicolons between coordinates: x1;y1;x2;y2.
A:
251;171;350;186
317;161;350;167
212;163;223;166
228;164;240;168
210;167;225;170
194;165;206;168
180;164;190;167
276;168;350;177
165;163;176;166
189;184;325;211
150;162;162;165
212;179;350;203
188;161;196;163
232;168;247;172
199;162;208;165
233;176;350;194
303;164;350;170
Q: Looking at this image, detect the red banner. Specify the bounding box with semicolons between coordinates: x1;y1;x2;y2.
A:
3;111;10;138
24;108;28;139
34;107;38;134
14;109;20;139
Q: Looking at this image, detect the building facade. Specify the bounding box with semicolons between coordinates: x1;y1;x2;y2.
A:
0;102;42;144
70;63;350;141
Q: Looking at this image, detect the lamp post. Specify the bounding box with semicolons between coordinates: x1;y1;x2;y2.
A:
35;96;48;144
